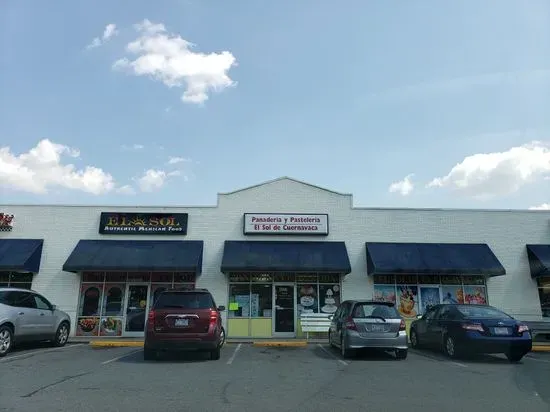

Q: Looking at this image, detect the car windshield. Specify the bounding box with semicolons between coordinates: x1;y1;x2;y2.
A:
154;292;214;309
0;291;9;305
455;305;511;319
353;303;400;319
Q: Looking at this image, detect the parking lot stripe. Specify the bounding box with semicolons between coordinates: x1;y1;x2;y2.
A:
526;355;550;363
0;343;85;363
317;343;348;366
226;343;242;365
101;349;142;365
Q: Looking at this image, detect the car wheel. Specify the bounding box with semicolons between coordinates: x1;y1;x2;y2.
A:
143;348;156;361
210;347;221;360
219;327;226;347
52;322;70;347
410;329;420;349
341;335;352;359
506;350;526;363
0;325;13;358
443;334;459;358
395;349;408;360
328;331;336;348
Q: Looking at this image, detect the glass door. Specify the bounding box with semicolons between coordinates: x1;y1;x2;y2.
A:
418;286;442;316
123;284;150;337
273;284;296;337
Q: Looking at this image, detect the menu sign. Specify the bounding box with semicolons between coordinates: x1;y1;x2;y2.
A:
243;213;329;235
99;212;188;235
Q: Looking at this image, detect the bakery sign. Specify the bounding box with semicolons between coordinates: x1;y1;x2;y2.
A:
0;213;14;232
243;213;329;236
99;212;188;235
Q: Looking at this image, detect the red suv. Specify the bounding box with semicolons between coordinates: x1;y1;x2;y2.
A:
144;288;226;361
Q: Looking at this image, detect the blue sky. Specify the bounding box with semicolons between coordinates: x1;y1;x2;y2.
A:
1;0;550;209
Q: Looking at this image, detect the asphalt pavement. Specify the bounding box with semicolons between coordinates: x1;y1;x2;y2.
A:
1;342;549;412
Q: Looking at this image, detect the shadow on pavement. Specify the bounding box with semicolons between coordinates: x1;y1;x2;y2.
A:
117;349;217;364
411;348;514;364
312;344;399;361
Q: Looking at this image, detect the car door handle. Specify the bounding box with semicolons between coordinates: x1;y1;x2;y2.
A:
40;313;45;316
18;312;24;315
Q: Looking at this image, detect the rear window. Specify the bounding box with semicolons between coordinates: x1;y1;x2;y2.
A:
456;305;511;319
352;303;400;319
0;291;10;305
154;292;214;309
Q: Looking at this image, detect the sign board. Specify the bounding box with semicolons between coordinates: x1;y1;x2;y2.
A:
99;212;188;235
243;213;329;235
0;213;14;232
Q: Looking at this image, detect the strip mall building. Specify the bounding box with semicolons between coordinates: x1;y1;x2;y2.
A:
0;177;549;339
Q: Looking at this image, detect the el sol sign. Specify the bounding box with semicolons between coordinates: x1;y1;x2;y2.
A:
99;212;188;235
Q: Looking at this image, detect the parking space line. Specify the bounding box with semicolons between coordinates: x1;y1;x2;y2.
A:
101;349;142;365
409;349;467;368
226;343;242;365
0;343;85;363
526;355;550;364
317;344;348;366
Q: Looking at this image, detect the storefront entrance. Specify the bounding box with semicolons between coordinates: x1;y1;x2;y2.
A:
123;284;150;337
273;284;296;337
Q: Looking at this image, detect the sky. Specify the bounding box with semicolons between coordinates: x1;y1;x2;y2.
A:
1;0;550;210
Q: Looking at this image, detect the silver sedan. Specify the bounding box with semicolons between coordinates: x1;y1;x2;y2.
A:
0;288;72;357
328;300;408;359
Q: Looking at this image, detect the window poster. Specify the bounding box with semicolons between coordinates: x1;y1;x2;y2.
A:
441;285;464;304
463;286;487;305
319;284;340;314
419;287;441;314
297;284;318;315
397;285;418;319
373;285;396;304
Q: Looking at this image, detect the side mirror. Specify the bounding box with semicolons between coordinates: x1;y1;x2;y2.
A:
51;304;57;311
217;305;226;311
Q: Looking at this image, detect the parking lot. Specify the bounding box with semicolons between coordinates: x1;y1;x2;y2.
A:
1;343;549;412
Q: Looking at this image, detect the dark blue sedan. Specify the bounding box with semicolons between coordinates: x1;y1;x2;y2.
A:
409;304;532;362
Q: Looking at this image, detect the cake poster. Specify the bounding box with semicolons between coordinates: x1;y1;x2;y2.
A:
297;284;318;315
319;284;340;314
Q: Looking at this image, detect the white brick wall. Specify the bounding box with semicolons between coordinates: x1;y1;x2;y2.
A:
1;177;549;336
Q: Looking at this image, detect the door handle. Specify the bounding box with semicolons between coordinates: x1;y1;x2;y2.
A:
40;313;45;316
18;312;24;315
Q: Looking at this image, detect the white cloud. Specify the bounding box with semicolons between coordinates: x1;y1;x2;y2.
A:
0;139;116;195
388;174;415;196
116;185;136;195
167;156;191;164
113;19;237;104
427;141;550;199
529;203;550;210
136;169;167;192
87;23;119;49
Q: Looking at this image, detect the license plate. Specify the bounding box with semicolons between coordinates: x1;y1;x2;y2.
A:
493;327;509;335
370;324;385;332
175;318;189;327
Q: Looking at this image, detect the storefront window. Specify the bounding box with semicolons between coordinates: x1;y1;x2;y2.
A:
537;277;550;318
0;272;33;289
319;284;340;314
373;275;489;318
297;284;319;315
77;284;102;336
251;284;272;317
229;284;251;317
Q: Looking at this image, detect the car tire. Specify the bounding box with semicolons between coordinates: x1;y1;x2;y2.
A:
443;334;459;359
506;350;526;363
210;347;221;360
328;331;336;348
395;349;408;360
219;327;226;348
410;329;420;349
341;335;353;359
143;348;156;361
52;322;70;347
0;325;14;358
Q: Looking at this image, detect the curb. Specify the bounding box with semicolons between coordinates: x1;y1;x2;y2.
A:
89;340;144;348
531;345;550;352
252;340;307;348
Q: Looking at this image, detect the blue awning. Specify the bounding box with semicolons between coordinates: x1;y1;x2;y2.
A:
365;242;506;277
0;239;44;273
526;245;550;278
62;240;204;274
221;241;351;274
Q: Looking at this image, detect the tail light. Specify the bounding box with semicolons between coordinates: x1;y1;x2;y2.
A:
344;316;357;331
462;323;484;332
399;319;406;331
518;324;529;334
209;309;218;325
148;310;155;323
